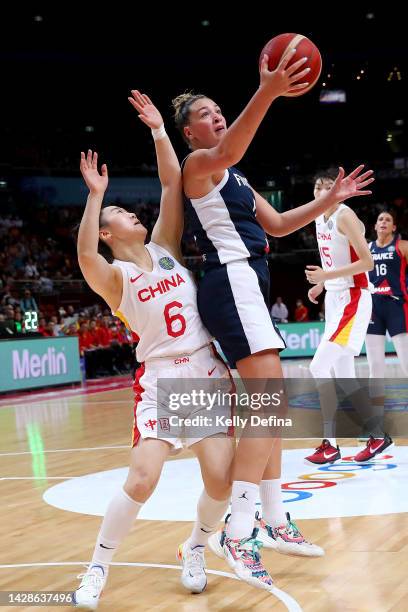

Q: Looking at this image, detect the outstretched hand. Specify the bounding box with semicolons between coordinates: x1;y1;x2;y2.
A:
259;50;311;97
128;90;163;129
329;165;374;203
80;150;108;194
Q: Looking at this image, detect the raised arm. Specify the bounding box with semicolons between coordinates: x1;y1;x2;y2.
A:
255;165;374;237
128;90;183;256
184;51;310;181
77;150;122;310
305;208;374;285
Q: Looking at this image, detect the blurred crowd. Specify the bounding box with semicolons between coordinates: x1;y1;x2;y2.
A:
1;192;406;291
1;185;406;381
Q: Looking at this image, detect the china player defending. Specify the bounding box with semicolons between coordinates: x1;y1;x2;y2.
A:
72;93;234;609
355;210;408;461
304;169;374;465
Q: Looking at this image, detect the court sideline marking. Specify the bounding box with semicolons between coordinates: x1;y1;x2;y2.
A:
0;445;129;457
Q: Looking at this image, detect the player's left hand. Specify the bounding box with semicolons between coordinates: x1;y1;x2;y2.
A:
305;265;326;284
128;90;164;129
330;165;375;203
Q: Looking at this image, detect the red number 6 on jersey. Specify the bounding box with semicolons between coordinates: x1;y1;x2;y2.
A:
164;301;187;338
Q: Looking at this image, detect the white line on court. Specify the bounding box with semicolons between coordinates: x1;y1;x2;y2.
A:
0;445;128;457
0;442;329;457
0;562;302;611
0;385;131;407
0;398;131;408
0;477;80;480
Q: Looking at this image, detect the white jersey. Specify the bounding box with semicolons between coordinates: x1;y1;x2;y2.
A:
315;203;369;292
113;242;211;362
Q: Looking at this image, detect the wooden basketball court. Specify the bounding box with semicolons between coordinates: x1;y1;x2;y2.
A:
1;362;407;611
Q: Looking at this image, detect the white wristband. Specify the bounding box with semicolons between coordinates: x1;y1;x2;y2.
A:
151;124;166;141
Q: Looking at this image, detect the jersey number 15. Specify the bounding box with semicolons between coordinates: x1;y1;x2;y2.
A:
319;246;333;267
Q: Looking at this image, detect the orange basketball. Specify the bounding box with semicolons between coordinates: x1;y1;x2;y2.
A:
259;33;322;97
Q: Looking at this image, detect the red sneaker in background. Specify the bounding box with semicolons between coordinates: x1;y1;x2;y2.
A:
354;434;393;462
305;439;341;465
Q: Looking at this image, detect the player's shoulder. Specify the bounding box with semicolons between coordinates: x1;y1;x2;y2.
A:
336;206;366;239
337;205;361;227
337;204;357;218
181;154;191;172
397;238;408;255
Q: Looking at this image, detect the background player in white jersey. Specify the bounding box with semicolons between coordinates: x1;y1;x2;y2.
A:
173;48;374;590
355;211;408;461
72;93;235;609
304;169;374;465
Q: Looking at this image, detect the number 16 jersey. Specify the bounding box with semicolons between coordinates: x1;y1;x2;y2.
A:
369;234;408;299
113;242;211;362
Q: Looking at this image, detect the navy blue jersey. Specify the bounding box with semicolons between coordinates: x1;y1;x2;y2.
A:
183;165;269;268
369;235;408;299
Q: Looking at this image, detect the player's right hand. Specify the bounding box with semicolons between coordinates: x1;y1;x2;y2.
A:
259;50;310;97
128;90;164;129
80;150;108;195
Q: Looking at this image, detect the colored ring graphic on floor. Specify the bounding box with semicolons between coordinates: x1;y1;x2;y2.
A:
282;480;337;490
42;449;405;520
299;472;355;481
318;463;372;472
281;490;313;502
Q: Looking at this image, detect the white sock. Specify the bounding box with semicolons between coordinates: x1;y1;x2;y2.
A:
260;479;286;528
91;488;143;571
227;481;258;541
189;490;230;549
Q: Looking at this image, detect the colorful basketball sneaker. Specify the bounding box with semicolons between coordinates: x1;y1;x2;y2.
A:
177;540;207;594
256;511;324;557
354;434;393;462
207;518;228;559
208;518;272;589
305;439;341;465
222;528;273;591
73;564;107;610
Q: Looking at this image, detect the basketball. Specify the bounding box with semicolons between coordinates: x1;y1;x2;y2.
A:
259;33;322;97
